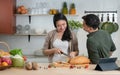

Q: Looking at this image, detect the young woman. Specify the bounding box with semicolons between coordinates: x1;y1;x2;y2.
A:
43;13;79;63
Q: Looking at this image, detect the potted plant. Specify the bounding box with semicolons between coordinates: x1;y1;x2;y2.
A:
68;20;83;30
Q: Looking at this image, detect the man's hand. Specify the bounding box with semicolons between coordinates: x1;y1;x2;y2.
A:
110;52;113;56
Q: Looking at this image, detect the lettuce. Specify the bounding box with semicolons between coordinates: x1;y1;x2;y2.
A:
11;55;24;67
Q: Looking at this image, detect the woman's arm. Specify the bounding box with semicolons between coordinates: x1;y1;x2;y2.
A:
43;48;55;55
72;31;79;56
43;31;54;56
43;48;62;56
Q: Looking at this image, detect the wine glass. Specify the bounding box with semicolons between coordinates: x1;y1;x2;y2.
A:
24;25;30;34
16;25;22;34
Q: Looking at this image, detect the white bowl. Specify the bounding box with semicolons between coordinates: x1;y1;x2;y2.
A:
35;29;43;35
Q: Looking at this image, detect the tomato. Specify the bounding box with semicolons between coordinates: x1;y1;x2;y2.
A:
85;64;89;69
23;56;27;61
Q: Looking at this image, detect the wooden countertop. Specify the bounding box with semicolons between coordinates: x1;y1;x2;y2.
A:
0;61;120;75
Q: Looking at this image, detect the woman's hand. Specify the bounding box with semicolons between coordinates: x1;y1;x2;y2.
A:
70;52;77;58
53;48;62;54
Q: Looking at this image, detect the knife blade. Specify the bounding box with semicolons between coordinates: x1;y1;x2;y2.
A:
61;51;70;57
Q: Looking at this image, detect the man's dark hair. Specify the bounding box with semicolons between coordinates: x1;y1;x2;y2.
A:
82;14;100;29
53;13;71;41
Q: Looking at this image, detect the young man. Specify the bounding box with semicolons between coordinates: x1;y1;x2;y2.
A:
82;14;116;64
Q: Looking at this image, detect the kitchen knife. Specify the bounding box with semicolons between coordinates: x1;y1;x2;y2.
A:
61;51;71;57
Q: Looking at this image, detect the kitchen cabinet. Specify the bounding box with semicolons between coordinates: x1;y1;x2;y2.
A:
0;0;16;34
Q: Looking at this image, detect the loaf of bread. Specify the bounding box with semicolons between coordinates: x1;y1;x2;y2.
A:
68;56;90;65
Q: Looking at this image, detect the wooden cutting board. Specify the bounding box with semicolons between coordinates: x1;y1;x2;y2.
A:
49;62;89;68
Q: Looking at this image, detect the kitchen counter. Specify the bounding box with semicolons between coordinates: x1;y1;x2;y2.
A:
0;61;120;75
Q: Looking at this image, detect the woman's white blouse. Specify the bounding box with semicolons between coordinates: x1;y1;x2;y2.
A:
52;39;69;62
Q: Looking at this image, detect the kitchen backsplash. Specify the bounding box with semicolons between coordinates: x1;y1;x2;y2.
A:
0;0;120;59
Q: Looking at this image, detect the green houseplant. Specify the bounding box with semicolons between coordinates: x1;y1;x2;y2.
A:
68;20;83;30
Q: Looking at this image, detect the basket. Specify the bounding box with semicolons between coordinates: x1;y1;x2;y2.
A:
0;41;11;71
0;65;11;71
0;41;10;52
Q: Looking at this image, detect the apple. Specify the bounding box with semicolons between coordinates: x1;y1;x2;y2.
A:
1;57;12;65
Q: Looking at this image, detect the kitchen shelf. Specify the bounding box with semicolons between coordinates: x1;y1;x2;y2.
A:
16;14;79;24
84;10;117;13
14;33;47;36
14;33;47;42
16;14;79;16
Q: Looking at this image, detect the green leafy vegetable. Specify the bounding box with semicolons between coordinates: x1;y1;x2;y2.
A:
10;48;23;56
68;20;83;30
12;57;24;67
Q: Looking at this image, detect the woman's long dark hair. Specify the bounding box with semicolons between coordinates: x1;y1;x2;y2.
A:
53;13;72;41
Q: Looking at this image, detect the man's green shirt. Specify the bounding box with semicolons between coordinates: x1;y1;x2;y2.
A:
87;30;116;64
